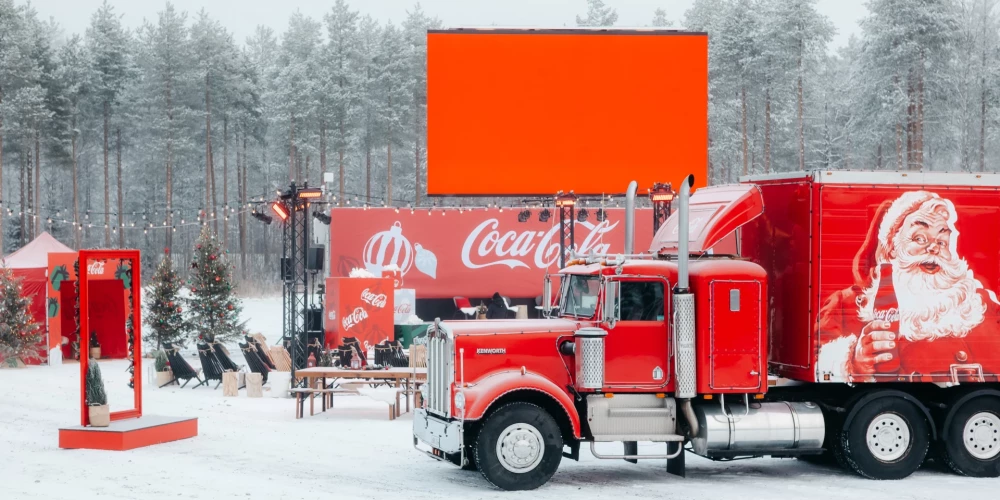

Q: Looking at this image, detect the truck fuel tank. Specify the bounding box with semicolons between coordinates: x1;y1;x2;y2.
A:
691;399;825;456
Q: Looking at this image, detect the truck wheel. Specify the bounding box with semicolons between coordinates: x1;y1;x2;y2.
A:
841;397;930;479
941;396;1000;477
475;402;563;490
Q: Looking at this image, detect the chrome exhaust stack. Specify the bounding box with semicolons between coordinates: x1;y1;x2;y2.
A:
624;181;637;255
673;175;698;437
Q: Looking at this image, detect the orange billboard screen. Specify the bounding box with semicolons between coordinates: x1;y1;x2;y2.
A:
427;29;708;196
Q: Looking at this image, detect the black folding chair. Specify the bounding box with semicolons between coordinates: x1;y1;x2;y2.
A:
341;337;367;366
161;342;204;389
373;340;392;367
211;341;243;372
239;342;270;384
195;342;224;389
245;335;276;371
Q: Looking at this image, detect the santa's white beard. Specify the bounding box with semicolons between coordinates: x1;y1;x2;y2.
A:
860;250;986;342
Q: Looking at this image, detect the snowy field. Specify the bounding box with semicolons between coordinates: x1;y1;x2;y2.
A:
1;298;998;499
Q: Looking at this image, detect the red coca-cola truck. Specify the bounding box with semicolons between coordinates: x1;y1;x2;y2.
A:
412;170;1000;490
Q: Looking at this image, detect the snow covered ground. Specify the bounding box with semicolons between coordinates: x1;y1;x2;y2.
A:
1;297;997;499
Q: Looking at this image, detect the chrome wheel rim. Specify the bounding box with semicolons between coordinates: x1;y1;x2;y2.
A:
866;412;911;462
496;423;544;473
963;411;1000;460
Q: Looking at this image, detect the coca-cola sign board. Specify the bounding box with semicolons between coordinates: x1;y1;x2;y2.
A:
330;207;656;298
325;277;394;351
394;289;416;324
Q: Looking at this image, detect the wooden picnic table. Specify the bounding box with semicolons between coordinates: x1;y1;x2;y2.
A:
294;367;427;419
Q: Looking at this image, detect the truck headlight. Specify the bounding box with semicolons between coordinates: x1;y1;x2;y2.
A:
454;391;466;410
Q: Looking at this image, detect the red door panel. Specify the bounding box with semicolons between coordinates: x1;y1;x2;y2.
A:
710;280;762;390
604;279;671;390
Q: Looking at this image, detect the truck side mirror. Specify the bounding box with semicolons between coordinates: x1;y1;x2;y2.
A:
602;281;620;329
543;276;553;317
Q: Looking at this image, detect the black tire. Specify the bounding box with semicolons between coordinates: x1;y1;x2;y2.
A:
941;396;1000;477
475;402;563;491
841;396;930;480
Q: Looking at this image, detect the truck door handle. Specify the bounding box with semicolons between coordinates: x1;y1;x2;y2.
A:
749;370;759;376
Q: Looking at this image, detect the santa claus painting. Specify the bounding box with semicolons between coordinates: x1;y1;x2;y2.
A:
817;190;1000;384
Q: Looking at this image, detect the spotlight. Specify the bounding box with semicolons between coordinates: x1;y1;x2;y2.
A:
271;201;289;222
539;209;551;223
517;209;531;223
312;211;331;225
577;208;589;222
596;208;606;222
297;187;323;199
251;210;272;225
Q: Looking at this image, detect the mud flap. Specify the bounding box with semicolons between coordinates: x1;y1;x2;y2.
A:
667;442;685;477
563;440;580;461
624;441;638;464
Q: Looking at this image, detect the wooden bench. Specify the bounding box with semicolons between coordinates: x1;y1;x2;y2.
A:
290;387;358;418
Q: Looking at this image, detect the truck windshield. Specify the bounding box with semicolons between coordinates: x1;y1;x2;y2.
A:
560;275;600;318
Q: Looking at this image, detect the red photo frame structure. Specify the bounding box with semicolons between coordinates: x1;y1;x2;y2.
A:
78;250;142;425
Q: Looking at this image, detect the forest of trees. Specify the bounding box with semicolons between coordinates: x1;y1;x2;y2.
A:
1;0;999;288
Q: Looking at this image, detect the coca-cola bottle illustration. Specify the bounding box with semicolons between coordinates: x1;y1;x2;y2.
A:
870;263;901;374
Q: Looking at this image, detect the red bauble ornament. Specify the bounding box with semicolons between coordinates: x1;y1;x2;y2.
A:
227;304;233;310
215;277;220;282
210;255;216;261
168;301;174;307
176;307;182;313
197;244;202;249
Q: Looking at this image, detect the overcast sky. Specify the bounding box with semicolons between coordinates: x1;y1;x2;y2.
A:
28;0;867;52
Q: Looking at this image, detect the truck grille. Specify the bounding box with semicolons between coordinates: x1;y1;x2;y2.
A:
426;323;454;418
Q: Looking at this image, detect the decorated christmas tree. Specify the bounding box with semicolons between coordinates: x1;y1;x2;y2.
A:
187;227;244;343
144;252;189;349
0;267;44;366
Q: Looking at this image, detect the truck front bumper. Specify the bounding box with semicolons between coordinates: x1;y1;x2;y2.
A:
412;408;462;456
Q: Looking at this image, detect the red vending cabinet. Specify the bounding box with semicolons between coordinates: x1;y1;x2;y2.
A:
324;277;395;351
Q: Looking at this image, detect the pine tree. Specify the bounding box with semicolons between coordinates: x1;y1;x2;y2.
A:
652;8;672;27
144;252;188;349
186;226;243;343
85;360;107;405
86;1;134;247
576;0;618;27
0;266;43;365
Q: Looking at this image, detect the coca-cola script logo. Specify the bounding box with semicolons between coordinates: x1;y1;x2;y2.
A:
342;307;368;331
361;288;388;308
87;261;105;275
394;303;413;315
462;219;618;270
872;308;901;323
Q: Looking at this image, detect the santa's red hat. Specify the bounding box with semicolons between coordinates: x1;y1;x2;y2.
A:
852;191;943;287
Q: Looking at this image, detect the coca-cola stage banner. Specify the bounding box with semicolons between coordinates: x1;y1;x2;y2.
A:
325;277;394;351
330;207;654;299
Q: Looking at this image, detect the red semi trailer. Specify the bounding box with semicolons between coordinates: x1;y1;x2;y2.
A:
412;170;1000;490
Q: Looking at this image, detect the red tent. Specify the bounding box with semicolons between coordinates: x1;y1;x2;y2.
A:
2;232;74;365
